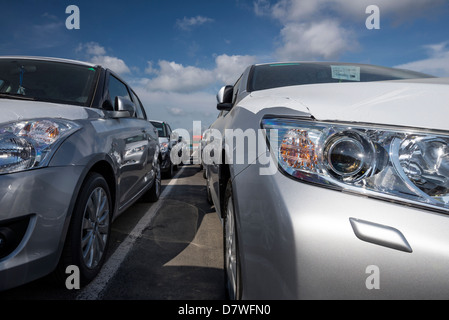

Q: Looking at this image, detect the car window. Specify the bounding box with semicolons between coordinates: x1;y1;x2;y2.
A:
150;121;168;137
231;78;240;105
108;74;131;108
130;90;146;119
0;59;97;106
249;63;434;92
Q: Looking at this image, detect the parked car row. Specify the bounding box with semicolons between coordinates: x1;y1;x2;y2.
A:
2;56;449;300
149;120;180;179
0;56;169;291
0;55;200;292
203;61;449;299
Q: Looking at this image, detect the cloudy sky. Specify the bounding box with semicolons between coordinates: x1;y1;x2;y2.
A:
1;0;449;132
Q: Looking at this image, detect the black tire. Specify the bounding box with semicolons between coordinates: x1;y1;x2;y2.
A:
57;173;112;286
223;180;242;300
142;159;161;203
164;161;174;179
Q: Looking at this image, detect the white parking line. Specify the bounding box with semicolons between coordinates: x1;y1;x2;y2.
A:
76;165;186;300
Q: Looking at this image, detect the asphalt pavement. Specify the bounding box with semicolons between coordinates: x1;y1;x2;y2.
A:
0;164;225;300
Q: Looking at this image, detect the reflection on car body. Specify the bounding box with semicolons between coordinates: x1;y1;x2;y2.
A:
150;120;179;178
0;56;162;291
123;135;148;166
204;61;449;299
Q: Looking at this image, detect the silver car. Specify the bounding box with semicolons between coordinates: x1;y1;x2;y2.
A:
150;120;179;178
205;62;449;299
0;56;161;291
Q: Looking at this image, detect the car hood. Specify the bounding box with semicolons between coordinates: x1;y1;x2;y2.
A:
244;77;449;131
0;99;103;124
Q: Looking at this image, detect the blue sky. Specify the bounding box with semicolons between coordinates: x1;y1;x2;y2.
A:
1;0;449;132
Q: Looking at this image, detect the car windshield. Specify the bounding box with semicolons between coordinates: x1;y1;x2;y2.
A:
150;121;168;137
249;62;434;91
0;58;98;106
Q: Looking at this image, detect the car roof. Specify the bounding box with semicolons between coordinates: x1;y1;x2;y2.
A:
0;55;97;68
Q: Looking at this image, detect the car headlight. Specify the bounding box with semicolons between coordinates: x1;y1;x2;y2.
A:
262;117;449;213
160;142;169;153
0;119;81;174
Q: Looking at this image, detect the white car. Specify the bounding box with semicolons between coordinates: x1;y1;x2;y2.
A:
204;61;449;299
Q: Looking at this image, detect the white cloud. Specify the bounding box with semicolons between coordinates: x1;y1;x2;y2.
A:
131;54;257;130
143;54;257;93
214;54;258;84
176;15;214;30
83;42;106;56
254;0;446;61
275;20;356;61
77;42;130;75
144;60;215;92
89;55;131;75
395;42;449;77
144;61;156;75
260;0;446;22
253;0;271;16
133;88;217;130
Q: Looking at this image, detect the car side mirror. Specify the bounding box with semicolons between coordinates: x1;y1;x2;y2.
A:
217;85;233;111
112;96;136;118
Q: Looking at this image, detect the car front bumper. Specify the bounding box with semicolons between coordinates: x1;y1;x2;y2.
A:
160;150;171;172
232;161;449;299
0;166;83;291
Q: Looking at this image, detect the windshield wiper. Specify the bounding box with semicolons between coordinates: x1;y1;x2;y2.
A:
0;93;36;101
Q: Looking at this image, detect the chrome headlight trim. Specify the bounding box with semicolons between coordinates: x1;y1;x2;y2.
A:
262;116;449;214
0;118;81;174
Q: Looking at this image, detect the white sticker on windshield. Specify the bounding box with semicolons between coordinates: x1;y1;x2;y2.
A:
331;65;360;81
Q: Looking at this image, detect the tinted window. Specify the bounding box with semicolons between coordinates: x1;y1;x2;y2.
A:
150;121;168;137
0;59;97;106
249;63;434;92
108;75;131;107
166;124;172;136
130;90;146;119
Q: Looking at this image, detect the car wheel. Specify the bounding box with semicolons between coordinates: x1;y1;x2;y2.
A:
223;180;242;300
58;172;112;285
166;161;174;179
143;159;161;202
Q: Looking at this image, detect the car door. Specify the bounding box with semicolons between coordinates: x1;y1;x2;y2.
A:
208;74;245;213
130;88;158;178
106;73;156;209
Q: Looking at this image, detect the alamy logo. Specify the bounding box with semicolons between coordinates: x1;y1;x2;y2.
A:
365;265;380;290
65;5;80;30
65;265;80;290
366;5;380;30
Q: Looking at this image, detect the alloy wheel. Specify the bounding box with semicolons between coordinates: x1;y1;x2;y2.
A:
225;196;238;299
81;187;110;269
